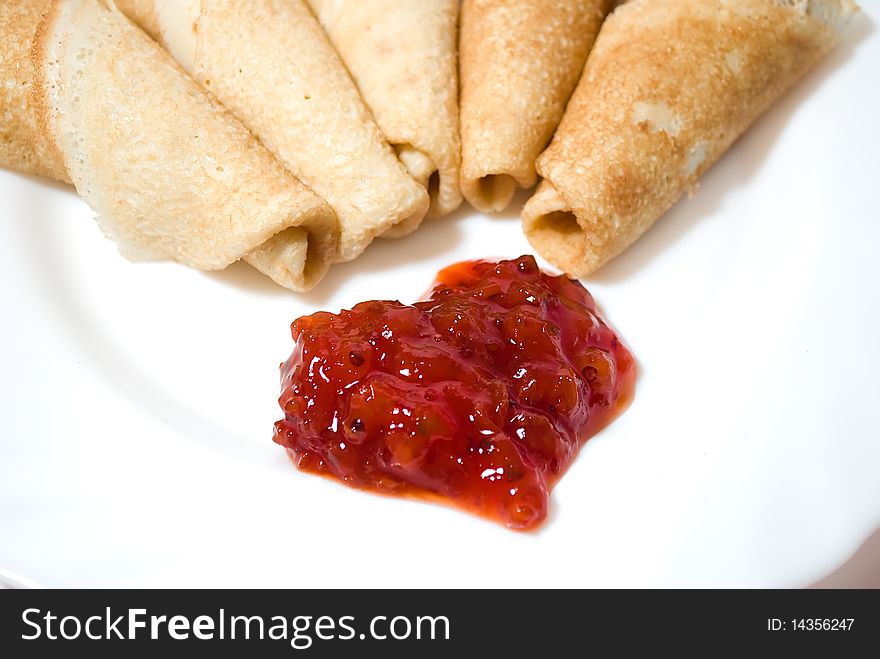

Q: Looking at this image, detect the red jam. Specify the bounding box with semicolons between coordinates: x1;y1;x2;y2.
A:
273;256;635;530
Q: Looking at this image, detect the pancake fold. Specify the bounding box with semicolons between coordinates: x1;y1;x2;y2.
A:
34;0;338;292
459;0;613;212
522;0;859;276
143;0;430;263
308;0;462;219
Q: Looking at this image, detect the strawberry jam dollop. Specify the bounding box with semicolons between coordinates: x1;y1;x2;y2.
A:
273;256;635;530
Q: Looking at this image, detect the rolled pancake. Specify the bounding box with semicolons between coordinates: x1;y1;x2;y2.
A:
459;0;612;212
0;0;68;182
146;0;429;262
522;0;859;277
34;0;337;291
307;0;462;219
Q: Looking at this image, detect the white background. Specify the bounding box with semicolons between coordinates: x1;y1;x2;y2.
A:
1;7;879;588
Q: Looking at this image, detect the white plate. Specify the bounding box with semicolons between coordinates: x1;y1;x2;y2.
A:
2;11;879;589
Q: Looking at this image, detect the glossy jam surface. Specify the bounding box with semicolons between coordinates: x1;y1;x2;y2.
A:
273;256;635;530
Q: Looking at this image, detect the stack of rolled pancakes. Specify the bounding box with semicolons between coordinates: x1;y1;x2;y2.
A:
0;0;859;291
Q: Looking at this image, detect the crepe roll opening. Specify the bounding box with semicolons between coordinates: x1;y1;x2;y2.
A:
245;227;307;279
244;205;336;292
464;173;518;214
533;211;580;241
294;219;336;286
522;181;594;277
394;143;451;221
427;171;441;204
